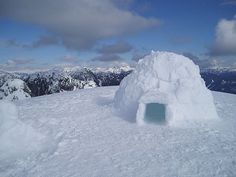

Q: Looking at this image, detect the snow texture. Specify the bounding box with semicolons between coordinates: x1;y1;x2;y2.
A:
114;51;219;126
0;100;49;166
0;79;31;101
0;87;235;177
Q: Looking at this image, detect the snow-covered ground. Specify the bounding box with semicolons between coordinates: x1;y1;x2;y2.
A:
0;86;236;177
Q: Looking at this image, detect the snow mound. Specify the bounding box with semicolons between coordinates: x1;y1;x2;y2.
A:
114;51;219;126
0;79;31;101
0;101;45;163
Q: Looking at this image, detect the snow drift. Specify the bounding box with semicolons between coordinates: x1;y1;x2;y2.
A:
114;51;219;126
0;101;45;163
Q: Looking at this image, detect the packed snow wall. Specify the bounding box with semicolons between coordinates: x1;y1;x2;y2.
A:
114;51;219;126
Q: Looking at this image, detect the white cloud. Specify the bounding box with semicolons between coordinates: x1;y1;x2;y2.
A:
92;54;123;61
0;36;60;49
59;55;79;63
209;15;236;56
0;59;36;72
97;41;133;54
0;0;159;50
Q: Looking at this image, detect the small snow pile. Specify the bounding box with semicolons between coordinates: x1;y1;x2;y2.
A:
0;79;31;101
82;80;97;89
0;101;45;163
114;51;219;126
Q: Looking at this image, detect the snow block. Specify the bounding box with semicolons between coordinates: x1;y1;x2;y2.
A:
114;51;219;126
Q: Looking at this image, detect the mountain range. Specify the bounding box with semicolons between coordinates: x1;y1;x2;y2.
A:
0;65;236;100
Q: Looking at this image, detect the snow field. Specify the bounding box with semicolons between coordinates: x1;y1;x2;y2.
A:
0;100;54;170
0;87;235;177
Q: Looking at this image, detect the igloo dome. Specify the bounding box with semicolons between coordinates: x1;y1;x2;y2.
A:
114;51;218;126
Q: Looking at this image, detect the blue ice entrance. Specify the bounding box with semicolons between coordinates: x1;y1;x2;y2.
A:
144;103;166;124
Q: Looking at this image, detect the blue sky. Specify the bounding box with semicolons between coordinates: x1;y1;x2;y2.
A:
0;0;235;70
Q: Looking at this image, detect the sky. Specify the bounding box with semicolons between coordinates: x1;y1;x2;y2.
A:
0;0;235;71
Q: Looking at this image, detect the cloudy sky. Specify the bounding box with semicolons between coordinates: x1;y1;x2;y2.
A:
0;0;235;71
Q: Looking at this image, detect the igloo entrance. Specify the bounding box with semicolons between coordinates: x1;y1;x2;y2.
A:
144;103;166;124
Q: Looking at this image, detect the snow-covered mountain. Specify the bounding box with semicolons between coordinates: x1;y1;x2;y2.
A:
0;79;31;101
19;68;98;96
0;70;20;86
0;66;133;99
0;64;236;100
201;70;236;94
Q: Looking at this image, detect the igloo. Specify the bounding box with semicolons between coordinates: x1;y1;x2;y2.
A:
114;51;219;126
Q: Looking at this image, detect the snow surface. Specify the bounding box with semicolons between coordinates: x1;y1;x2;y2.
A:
0;86;235;177
0;101;51;167
115;51;218;126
